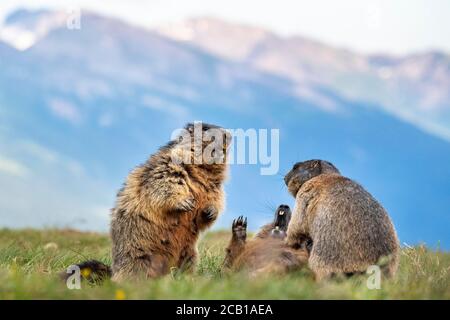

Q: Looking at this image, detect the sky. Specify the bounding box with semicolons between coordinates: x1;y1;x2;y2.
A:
0;0;449;55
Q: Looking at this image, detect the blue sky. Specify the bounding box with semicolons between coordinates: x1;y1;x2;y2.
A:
0;0;449;55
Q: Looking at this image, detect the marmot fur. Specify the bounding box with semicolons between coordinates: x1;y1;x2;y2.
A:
284;159;399;280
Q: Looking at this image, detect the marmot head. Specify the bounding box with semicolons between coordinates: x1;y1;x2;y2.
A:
284;160;340;196
270;204;292;239
170;122;232;170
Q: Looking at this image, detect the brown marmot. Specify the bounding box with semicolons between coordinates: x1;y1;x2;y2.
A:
284;159;399;280
223;205;309;276
62;122;231;283
110;122;231;281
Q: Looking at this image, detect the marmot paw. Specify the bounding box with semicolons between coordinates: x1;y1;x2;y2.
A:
232;216;247;241
201;206;219;222
174;197;196;213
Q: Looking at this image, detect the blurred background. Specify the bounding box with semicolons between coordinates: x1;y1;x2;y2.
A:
0;1;449;248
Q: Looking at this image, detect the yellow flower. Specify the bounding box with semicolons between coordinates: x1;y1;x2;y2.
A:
115;289;126;300
81;268;91;278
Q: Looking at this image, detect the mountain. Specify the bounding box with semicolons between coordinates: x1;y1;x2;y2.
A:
157;17;450;141
0;10;449;248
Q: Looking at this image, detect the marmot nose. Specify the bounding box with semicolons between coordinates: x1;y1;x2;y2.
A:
284;174;290;185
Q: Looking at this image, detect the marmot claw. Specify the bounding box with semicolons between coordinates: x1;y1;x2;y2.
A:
175;197;196;212
232;216;247;241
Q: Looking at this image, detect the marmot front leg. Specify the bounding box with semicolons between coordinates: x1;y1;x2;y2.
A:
145;170;196;214
232;216;247;242
285;200;310;249
223;216;247;269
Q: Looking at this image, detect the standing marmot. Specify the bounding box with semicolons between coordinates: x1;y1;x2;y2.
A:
62;122;231;283
284;159;399;280
110;122;231;281
223;205;309;276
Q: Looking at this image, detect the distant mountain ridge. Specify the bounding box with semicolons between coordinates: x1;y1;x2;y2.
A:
2;11;449;139
157;17;450;141
0;9;449;248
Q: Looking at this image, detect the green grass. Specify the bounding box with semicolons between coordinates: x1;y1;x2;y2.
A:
0;228;448;299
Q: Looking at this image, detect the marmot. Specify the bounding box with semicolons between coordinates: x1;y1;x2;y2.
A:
223;205;309;276
110;122;231;281
284;159;399;280
63;122;231;283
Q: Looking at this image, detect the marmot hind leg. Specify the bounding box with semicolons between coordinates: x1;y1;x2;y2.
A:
112;253;170;282
308;252;334;281
177;246;198;273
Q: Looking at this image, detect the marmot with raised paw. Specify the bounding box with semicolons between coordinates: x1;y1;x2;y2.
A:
223;205;309;277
